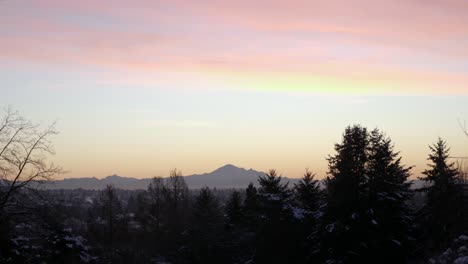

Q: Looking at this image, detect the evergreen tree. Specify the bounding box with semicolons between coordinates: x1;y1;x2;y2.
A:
193;187;222;230
190;187;224;263
365;129;413;262
225;190;244;226
322;125;413;263
225;189;257;263
323;125;369;262
255;170;302;264
258;169;289;197
257;170;291;225
419;138;463;248
294;170;322;212
326;125;368;218
243;182;259;230
293;170;324;262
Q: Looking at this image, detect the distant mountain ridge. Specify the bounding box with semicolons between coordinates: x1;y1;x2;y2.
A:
44;164;299;190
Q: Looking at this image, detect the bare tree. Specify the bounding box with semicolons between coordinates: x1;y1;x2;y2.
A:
165;168;189;232
0;107;62;212
99;184;123;243
148;176;166;231
457;119;468;184
167;168;188;211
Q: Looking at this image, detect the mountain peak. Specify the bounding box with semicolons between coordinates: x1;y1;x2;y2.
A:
104;174;132;180
212;164;244;174
220;164;237;169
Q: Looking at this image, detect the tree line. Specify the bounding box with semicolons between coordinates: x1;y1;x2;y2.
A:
0;109;467;263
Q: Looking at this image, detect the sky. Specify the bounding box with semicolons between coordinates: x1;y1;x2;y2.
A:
1;0;467;179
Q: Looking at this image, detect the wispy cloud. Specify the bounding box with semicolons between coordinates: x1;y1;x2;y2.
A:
1;0;467;94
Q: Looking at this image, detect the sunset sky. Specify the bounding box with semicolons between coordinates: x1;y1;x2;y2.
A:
1;0;467;179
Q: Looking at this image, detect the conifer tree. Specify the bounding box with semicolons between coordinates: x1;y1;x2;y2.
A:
256;170;291;227
255;170;301;264
244;183;258;210
419;138;463;248
243;183;259;229
322;125;413;263
193;187;222;230
191;187;224;263
295;170;322;212
323;125;369;262
326;125;368;219
366;129;413;262
225;190;244;226
258;169;289;197
294;170;324;262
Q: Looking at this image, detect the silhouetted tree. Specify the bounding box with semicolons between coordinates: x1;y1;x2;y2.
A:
295;170;322;212
243;182;259;229
190;187;224;263
254;170;303;263
0;108;62;212
165;169;189;233
225;190;243;226
326;125;368;217
134;191;150;231
98;185;126;243
322;125;414;263
147;177;166;231
419;138;464;249
193;187;222;231
258;169;289;196
0;108;63;261
293;170;324;261
365;129;413;262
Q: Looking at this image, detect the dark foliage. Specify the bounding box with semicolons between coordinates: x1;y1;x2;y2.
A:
295;170;322;212
0;127;466;264
322;125;414;263
225;190;244;225
418;138;465;249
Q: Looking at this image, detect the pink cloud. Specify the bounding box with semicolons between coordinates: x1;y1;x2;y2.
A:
1;0;467;94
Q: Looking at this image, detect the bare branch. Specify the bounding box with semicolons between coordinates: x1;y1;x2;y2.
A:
0;109;62;211
458;119;468;137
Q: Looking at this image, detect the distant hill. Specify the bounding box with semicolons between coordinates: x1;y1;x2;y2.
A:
43;164;299;190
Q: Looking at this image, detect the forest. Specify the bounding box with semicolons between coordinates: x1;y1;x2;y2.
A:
0;111;467;264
